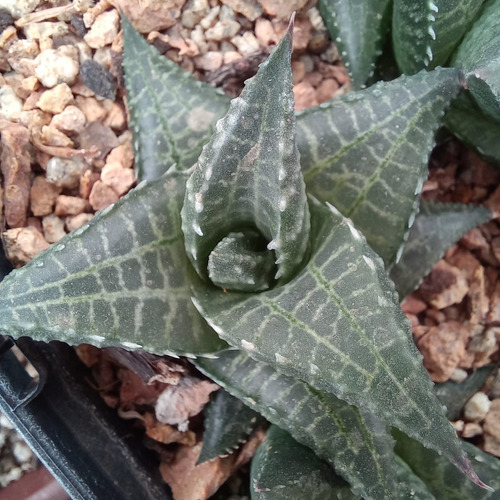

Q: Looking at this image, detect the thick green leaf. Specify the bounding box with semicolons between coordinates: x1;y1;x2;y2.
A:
194;350;402;499
390;201;491;300
198;389;264;464
251;425;358;500
444;91;500;164
452;0;500;124
192;199;483;488
297;68;463;266
0;169;226;356
434;365;496;420
392;0;485;74
394;430;500;498
122;14;229;181
181;18;310;289
317;0;392;89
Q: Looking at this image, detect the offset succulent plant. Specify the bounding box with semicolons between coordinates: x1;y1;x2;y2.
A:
0;3;499;498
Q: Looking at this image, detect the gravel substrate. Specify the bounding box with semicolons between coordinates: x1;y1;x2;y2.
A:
0;0;499;497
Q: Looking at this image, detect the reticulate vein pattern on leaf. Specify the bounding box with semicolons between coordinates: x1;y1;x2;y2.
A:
195;350;399;499
193;199;476;481
0;172;226;355
318;0;392;89
297;68;463;265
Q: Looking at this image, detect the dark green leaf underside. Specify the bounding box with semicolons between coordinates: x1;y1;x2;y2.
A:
251;425;357;500
317;0;391;89
198;389;264;464
193;199;478;486
392;0;485;74
394;430;500;499
194;350;400;499
390;200;491;299
444;92;500;165
122;14;229;181
0;170;226;356
297;68;463;265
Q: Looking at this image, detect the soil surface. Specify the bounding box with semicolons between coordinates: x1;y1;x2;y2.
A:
0;0;499;497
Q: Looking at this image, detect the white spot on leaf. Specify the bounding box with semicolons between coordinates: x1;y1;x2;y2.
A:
193;222;204;236
195;192;204;213
241;340;255;350
310;363;319;375
347;221;362;241
396;244;405;263
187;107;215;132
121;341;143;349
275;353;287;364
363;255;376;271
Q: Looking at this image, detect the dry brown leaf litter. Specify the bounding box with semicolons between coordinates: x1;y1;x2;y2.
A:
0;0;499;495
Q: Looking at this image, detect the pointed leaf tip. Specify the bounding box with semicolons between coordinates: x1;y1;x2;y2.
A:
455;459;494;493
182;17;310;290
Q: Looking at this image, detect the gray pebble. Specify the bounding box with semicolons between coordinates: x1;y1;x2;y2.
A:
0;9;13;35
81;59;116;100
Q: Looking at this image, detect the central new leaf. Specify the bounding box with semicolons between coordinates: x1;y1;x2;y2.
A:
181;16;310;290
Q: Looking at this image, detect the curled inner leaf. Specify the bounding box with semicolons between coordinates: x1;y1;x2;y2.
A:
208;231;276;292
181;14;310;292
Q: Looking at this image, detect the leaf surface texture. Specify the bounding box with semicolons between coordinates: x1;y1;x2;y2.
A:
0;171;226;355
392;0;485;74
251;425;358;500
297;68;463;265
452;0;500;124
182;20;310;288
122;15;229;181
317;0;391;89
198;389;264;463
195;350;401;499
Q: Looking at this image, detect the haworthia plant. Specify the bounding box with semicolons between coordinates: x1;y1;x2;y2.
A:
392;0;485;74
390;200;491;300
0;11;496;499
317;0;392;89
